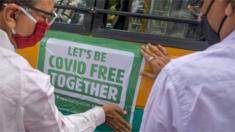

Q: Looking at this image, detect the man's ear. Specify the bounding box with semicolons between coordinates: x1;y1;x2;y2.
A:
225;3;234;17
2;4;21;29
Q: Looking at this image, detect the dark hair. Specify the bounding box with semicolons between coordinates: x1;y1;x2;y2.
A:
0;0;38;11
232;0;235;9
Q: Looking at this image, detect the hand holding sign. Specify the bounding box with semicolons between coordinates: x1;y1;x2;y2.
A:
103;104;131;132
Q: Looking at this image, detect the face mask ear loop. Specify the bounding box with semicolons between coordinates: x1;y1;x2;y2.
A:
11;28;16;34
205;0;215;16
218;16;227;35
10;28;18;49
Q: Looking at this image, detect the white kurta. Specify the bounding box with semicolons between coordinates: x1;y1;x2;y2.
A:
140;30;235;132
0;29;105;132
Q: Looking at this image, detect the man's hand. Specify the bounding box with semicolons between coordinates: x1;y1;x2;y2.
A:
103;104;131;132
140;44;171;79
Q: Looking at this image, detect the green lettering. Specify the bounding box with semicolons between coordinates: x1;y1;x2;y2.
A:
67;76;76;90
75;78;83;92
98;65;107;80
73;47;79;57
86;50;92;59
49;71;57;85
108;68;116;82
57;74;66;87
72;60;77;73
90;64;98;77
77;61;86;74
101;53;107;62
64;58;73;71
94;51;101;61
90;82;100;97
83;80;91;94
100;84;108;99
108;86;118;101
68;46;73;56
78;48;84;58
116;69;125;84
49;56;55;68
56;57;63;69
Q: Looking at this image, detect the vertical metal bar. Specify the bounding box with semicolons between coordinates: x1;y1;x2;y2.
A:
83;0;96;33
92;0;107;33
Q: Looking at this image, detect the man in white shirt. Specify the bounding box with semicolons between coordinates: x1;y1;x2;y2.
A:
140;0;235;132
0;0;130;132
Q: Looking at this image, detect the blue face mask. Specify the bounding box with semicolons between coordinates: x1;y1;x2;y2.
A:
201;0;227;45
201;15;227;45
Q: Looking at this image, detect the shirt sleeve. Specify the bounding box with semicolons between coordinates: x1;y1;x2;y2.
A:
140;69;182;132
21;69;105;132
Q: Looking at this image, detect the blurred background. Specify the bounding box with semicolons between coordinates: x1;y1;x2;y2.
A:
54;0;202;40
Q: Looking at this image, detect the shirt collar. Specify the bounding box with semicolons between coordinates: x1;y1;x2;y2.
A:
222;29;235;43
0;29;15;52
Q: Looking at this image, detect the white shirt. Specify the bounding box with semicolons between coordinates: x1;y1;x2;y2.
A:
140;30;235;132
0;29;105;132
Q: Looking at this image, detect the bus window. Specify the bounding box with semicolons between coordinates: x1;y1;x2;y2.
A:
51;0;207;50
55;0;88;25
106;0;131;30
105;0;202;40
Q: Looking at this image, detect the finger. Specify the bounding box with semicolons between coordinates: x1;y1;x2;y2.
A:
157;45;168;56
106;121;121;132
151;56;165;65
114;120;130;132
106;121;115;128
141;45;156;57
157;56;170;67
140;49;151;61
111;119;129;132
116;121;131;132
113;112;130;130
114;106;127;115
148;56;163;67
106;117;122;131
148;44;164;57
113;112;131;131
141;72;156;79
159;56;170;64
155;58;165;67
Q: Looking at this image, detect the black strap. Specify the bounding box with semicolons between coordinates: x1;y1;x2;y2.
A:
218;16;227;34
205;0;215;15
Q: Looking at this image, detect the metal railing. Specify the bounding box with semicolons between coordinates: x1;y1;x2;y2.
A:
52;4;208;51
